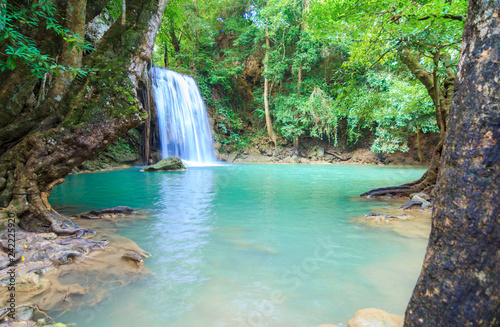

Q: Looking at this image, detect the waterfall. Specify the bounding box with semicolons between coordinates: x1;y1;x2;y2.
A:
150;66;216;165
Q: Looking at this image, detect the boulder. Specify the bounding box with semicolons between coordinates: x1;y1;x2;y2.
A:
316;146;325;157
141;157;186;172
348;308;403;327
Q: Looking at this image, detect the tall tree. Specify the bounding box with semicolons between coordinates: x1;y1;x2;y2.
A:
263;23;277;147
308;0;467;196
405;0;499;324
0;0;167;234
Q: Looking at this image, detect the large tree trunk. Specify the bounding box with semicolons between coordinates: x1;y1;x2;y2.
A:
404;0;499;325
361;48;455;198
0;0;167;235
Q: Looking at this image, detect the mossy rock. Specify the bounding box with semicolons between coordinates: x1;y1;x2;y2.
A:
141;157;186;172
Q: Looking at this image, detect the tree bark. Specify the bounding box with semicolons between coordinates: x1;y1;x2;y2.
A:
164;40;169;68
264;25;277;148
404;1;499;325
0;0;167;235
416;128;423;163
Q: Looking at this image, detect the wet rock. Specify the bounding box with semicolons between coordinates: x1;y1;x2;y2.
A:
15;307;34;321
348;308;403;327
141;157;186;172
0;321;37;327
16;272;50;294
122;250;151;266
400;193;433;210
0;230;108;284
410;192;430;201
88;206;135;216
365;212;407;223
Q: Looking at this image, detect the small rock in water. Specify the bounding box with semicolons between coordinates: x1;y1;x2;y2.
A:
122;250;151;266
410;192;430;201
348;308;403;327
89;206;135;215
141;157;186;171
81;206;136;219
16;306;34;321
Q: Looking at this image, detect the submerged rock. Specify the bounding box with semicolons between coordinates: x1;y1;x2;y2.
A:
79;206;135;219
141;157;186;172
348;308;403;327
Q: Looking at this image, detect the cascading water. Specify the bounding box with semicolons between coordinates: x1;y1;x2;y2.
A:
150;66;216;165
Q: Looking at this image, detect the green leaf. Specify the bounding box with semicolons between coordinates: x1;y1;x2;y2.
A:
6;56;16;70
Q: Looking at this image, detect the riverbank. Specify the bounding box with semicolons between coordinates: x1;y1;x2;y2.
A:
0;209;151;326
216;133;439;166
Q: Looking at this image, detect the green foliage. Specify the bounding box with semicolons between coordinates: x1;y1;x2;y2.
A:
151;0;456;154
333;71;438;152
0;0;93;78
103;0;123;20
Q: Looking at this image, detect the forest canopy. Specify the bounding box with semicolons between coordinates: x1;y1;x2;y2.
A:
151;0;467;155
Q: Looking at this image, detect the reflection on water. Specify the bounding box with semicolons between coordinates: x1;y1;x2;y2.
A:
51;164;429;326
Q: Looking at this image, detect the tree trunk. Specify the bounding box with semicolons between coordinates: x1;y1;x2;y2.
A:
297;66;302;95
164;40;169;68
405;1;499;325
121;0;126;25
264;25;277;148
416;127;423;163
0;0;167;235
361;48;455;197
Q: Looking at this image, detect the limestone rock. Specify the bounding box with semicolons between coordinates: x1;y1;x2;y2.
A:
141;157;186;172
348;308;403;327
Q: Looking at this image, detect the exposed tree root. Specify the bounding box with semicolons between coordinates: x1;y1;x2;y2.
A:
361;138;442;198
1;193;95;238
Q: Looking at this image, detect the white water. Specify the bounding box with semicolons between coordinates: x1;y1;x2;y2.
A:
151;66;216;165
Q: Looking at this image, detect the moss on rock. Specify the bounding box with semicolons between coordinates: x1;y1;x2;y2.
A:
141;157;186;172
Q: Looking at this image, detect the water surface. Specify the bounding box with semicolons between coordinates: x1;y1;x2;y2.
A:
51;164;428;326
